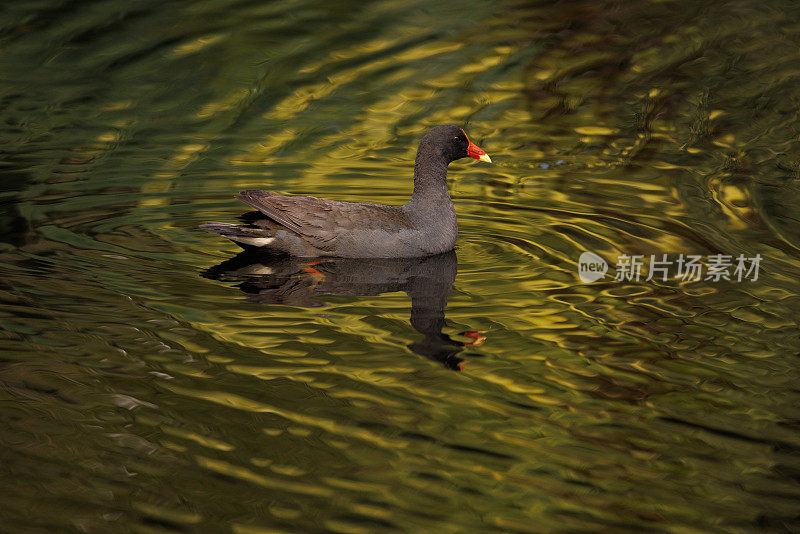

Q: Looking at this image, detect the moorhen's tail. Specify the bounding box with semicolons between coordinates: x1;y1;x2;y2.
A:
198;222;278;249
235;190;306;234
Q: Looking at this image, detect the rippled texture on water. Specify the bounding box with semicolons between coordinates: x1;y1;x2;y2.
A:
2;0;800;532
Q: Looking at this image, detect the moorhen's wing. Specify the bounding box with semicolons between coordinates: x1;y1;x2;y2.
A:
236;189;410;252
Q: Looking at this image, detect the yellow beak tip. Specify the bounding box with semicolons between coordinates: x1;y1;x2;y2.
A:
479;154;492;164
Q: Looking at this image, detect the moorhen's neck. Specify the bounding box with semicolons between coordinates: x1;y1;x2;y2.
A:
407;141;450;206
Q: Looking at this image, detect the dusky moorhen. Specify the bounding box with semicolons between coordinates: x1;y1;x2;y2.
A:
200;125;491;257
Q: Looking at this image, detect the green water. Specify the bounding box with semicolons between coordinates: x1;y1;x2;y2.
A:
2;0;800;531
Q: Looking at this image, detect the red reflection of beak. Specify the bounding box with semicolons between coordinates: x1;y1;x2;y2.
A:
461;331;486;347
463;130;492;163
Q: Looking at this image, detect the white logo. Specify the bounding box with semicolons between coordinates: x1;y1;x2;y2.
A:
576;252;762;283
578;251;608;283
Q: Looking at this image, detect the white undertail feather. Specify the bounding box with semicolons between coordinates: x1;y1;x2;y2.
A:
228;236;276;247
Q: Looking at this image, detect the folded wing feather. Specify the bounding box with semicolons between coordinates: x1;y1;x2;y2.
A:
235;190;411;253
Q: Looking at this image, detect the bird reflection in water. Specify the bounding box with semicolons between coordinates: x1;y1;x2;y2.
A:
202;251;483;370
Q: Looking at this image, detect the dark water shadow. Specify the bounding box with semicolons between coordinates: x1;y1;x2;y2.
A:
202;250;481;370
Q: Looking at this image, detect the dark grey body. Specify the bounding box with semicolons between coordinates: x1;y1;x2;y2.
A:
200;125;471;258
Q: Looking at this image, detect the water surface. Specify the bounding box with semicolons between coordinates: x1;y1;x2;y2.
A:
2;0;800;532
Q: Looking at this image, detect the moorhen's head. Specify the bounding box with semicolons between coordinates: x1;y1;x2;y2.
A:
422;125;492;164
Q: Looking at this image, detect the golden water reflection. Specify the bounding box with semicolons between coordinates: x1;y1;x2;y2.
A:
1;0;800;531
